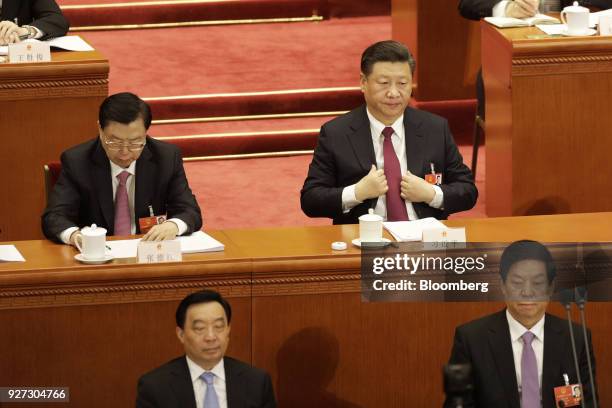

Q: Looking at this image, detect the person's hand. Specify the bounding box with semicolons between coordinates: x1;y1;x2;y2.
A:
0;21;28;45
355;165;388;202
141;221;179;242
400;171;435;203
505;0;540;18
69;230;82;248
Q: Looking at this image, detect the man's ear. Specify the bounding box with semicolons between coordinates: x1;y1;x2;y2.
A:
499;276;508;298
360;73;367;92
175;326;185;344
97;121;104;137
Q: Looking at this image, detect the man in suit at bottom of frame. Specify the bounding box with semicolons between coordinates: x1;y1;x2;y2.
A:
136;290;276;408
445;240;598;408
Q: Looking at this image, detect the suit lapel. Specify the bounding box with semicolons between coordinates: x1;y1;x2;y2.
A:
346;105;376;173
91;140;114;231
403;107;425;176
488;310;521;408
170;357;197;408
134;140;156;229
542;314;564;407
224;357;245;408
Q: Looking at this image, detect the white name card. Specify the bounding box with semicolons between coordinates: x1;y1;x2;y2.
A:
8;41;51;63
422;227;466;245
137;240;182;263
599;15;612;35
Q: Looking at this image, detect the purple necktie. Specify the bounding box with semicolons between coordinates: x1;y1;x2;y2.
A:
382;126;409;221
114;171;131;236
521;331;540;408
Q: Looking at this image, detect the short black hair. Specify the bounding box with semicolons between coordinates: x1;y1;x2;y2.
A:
361;40;416;76
98;92;152;130
175;290;232;329
500;240;556;283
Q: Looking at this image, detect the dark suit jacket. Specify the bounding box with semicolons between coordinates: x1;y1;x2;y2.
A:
42;136;202;241
1;0;69;39
136;356;277;408
445;310;598;408
300;105;477;224
459;0;612;20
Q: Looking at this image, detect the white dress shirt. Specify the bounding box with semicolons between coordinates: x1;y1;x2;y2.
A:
506;310;545;398
341;108;443;220
186;356;228;408
59;159;187;243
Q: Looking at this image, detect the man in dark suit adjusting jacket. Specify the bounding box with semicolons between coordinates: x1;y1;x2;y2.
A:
446;241;599;408
136;290;276;408
0;0;69;45
301;40;477;224
42;92;202;245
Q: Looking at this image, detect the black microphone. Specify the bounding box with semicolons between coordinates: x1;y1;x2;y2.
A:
558;288;585;408
574;287;598;408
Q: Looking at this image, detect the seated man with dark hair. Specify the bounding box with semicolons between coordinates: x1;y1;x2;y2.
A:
301;40;477;224
0;0;69;45
136;290;276;408
445;240;598;407
42;92;202;245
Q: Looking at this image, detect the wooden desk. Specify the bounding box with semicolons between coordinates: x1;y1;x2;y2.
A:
0;49;108;241
481;23;612;217
1;213;611;407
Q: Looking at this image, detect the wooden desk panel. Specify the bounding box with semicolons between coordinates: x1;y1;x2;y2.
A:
0;214;611;407
481;23;612;216
0;49;109;241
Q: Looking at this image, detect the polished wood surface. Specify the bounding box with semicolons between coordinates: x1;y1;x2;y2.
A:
481;23;612;216
392;0;481;100
1;213;611;407
0;48;109;241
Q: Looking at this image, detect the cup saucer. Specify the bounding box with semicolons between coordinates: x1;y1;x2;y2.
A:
351;238;392;248
74;253;114;264
560;28;597;36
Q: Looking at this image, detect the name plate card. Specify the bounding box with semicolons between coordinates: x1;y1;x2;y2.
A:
8;42;51;63
137;240;182;263
599;15;612;35
422;227;466;245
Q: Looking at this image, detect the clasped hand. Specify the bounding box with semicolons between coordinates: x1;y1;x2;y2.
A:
355;165;434;204
0;21;28;46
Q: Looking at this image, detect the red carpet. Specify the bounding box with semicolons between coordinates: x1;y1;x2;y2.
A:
77;16;391;96
185;146;485;230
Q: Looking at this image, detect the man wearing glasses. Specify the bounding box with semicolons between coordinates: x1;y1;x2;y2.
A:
42;92;202;245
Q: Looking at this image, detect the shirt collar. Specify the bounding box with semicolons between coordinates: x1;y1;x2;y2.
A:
185;355;226;384
109;159;136;179
506;309;545;342
366;108;404;139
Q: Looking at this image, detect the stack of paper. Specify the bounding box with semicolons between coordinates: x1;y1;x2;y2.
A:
0;245;25;262
383;218;448;242
106;231;224;259
484;14;559;28
0;35;94;56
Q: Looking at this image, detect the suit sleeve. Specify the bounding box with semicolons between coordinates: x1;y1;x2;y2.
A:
458;0;500;20
165;149;203;234
300;125;345;219
440;121;478;214
41;152;82;242
29;0;70;39
579;329;599;407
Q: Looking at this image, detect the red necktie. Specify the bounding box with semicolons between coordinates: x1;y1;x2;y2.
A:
382;127;409;221
114;171;131;236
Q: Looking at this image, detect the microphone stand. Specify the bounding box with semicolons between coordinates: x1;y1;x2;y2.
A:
560;288;585;408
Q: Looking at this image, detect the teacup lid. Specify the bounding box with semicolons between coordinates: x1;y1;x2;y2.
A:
564;1;589;12
359;208;383;222
81;224;107;236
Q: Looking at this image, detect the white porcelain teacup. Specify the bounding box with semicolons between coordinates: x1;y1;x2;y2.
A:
359;209;383;242
75;224;107;260
561;1;590;35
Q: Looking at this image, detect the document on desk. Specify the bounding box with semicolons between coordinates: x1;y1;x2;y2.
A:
0;245;25;262
383;218;448;242
106;231;225;259
0;35;94;56
484;14;559;28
